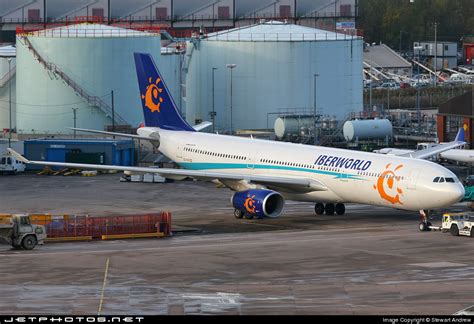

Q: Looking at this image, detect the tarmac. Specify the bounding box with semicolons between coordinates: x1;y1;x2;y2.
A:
0;173;473;315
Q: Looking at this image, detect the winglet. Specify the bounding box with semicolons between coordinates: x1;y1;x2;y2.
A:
7;148;29;163
455;127;465;142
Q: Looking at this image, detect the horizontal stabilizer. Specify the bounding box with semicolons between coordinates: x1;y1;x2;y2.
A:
193;121;212;131
69;127;158;141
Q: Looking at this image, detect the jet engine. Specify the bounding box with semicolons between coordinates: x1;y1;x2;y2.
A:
231;189;285;218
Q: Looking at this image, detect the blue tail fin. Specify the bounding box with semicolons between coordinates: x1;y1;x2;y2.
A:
134;53;195;131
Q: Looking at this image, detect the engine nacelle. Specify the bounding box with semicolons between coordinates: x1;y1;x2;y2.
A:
232;189;285;218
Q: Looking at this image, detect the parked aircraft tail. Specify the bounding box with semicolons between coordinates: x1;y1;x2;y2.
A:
134;53;195;131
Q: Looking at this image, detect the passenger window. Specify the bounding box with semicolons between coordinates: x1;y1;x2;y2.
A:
7;157;11;165
433;177;440;183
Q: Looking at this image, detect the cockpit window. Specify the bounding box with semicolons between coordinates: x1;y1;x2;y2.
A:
445;177;455;183
433;177;440;183
439;177;445;183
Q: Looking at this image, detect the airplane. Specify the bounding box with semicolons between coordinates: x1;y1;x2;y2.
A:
376;144;474;165
7;53;467;232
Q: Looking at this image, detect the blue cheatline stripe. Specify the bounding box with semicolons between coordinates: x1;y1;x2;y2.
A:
178;162;366;181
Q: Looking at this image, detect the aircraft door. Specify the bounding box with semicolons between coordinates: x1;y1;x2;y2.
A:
339;172;348;182
246;154;255;170
407;169;420;190
176;140;184;161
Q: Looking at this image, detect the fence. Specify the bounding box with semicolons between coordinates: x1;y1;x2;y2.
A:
17;212;172;239
45;213;171;238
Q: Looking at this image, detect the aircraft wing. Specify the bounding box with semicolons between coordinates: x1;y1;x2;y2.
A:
7;149;327;192
399;128;466;159
374;148;413;155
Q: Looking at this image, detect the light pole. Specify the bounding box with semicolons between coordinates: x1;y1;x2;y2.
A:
399;30;407;53
111;90;115;136
313;73;319;144
72;108;78;139
434;22;438;86
211;67;218;133
7;58;12;148
414;45;423;124
226;63;236;134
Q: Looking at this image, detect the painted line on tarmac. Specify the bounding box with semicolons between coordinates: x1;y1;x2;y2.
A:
98;257;110;315
241;221;289;228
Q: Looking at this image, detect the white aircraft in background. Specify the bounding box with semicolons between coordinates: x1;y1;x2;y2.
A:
8;53;467;232
376;142;474;164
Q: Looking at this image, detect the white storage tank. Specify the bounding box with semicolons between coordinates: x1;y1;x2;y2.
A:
15;24;162;134
184;21;363;132
343;119;392;142
274;116;315;138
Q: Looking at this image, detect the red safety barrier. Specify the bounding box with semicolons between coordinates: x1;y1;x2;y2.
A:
45;212;172;239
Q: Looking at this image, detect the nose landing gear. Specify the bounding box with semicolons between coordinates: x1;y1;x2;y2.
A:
419;209;432;231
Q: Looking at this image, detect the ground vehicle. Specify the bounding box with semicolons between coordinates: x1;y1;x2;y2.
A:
0;215;47;249
377;81;400;90
441;212;474;237
0;154;26;174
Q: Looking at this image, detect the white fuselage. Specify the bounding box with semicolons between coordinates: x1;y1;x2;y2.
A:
139;128;465;211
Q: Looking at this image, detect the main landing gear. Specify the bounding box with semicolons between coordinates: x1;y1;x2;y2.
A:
315;203;345;215
234;209;259;220
418;209;432;232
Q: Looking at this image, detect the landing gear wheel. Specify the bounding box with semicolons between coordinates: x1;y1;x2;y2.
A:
335;203;345;215
418;221;432;232
234;209;244;219
244;213;254;220
419;222;428;232
315;203;325;215
418;210;432;232
21;235;37;250
450;224;459;236
325;203;335;215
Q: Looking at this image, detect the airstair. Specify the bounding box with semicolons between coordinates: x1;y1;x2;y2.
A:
20;36;129;125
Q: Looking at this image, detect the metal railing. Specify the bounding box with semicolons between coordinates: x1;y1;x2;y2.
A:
18;27;159;38
22;36;129;125
205;31;360;42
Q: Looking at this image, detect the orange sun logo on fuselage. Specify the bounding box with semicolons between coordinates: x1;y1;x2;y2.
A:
141;77;164;113
244;195;257;214
373;163;404;205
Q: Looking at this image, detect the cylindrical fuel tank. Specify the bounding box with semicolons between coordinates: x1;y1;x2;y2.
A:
343;119;392;141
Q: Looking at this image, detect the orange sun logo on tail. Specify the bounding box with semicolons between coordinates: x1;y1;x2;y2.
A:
142;77;164;113
373;163;404;205
244;195;257;214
